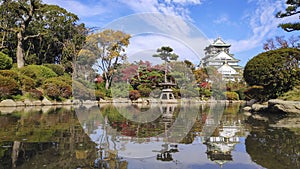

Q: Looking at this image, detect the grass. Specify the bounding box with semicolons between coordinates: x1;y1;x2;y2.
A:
279;85;300;101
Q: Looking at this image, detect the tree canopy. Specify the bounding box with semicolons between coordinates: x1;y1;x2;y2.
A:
276;0;300;32
0;0;86;68
78;29;131;89
153;46;178;83
244;48;300;101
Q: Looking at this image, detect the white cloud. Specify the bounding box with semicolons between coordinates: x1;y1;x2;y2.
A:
227;0;299;54
172;0;202;5
43;0;109;17
125;34;210;65
213;14;233;25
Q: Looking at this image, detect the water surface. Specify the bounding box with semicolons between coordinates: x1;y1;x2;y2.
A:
0;103;299;169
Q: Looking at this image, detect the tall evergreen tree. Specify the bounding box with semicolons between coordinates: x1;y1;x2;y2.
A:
277;0;300;32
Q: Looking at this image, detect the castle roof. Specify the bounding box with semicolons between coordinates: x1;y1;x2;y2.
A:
212;37;231;47
217;62;238;75
212;51;236;61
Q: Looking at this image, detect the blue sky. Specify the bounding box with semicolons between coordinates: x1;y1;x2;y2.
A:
44;0;299;66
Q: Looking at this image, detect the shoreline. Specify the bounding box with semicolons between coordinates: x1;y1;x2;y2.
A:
0;98;245;108
243;99;300;115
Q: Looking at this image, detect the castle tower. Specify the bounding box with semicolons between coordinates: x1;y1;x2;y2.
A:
201;37;243;81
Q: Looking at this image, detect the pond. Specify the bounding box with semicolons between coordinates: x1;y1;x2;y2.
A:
0;103;299;169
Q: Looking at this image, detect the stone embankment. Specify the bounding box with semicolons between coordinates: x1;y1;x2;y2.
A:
0;98;100;107
0;98;245;108
243;99;300;130
243;99;300;115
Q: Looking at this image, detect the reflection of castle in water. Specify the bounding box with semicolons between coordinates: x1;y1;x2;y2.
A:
202;109;248;167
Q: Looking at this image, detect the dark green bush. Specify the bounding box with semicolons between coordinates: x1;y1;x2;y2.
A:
43;78;72;100
0;52;12;70
44;64;65;76
244;48;300;101
0;75;20;99
244;85;265;101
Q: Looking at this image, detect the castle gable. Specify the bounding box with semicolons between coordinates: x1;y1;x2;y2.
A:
212;51;235;61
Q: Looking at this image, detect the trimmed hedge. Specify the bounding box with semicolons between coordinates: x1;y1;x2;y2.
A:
0;52;12;70
19;75;36;91
44;64;65;76
43;78;72;100
19;65;57;86
244;48;300;101
0;75;19;99
0;70;19;80
28;89;44;100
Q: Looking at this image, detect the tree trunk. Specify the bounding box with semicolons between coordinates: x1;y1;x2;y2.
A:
17;31;25;68
105;79;109;90
12;141;21;168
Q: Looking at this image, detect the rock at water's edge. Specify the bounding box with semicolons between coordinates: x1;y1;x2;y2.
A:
251;103;268;112
243;106;252;112
268;99;300;114
0;99;16;107
42;98;52;106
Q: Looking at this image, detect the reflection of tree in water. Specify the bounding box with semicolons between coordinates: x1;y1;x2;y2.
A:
101;104;180;138
0;108;99;169
245;120;300;169
93;151;128;169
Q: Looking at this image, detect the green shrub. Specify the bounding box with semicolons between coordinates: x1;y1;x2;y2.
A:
95;90;105;101
0;52;12;70
19;65;57;86
111;82;133;98
43;78;72;100
244;85;265;101
235;88;246;100
180;85;199;98
279;85;300;101
44;64;65;76
19;75;36;91
0;70;19;80
72;80;93;100
203;89;212;98
0;75;20;99
28;89;44;100
0;70;36;92
129;90;141;101
244;48;300;101
224;91;239;100
137;84;152;97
